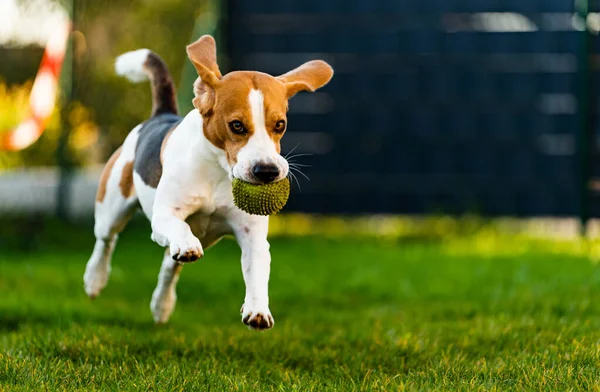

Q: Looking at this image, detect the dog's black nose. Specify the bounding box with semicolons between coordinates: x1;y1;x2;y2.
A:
253;164;280;184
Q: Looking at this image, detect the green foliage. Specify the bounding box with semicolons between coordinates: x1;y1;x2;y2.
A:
0;80;53;168
72;0;210;157
0;80;99;169
2;0;209;166
1;222;600;390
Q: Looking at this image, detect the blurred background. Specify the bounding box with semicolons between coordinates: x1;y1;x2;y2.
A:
1;0;599;237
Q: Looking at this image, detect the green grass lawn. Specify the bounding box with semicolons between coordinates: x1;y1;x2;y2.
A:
2;219;600;390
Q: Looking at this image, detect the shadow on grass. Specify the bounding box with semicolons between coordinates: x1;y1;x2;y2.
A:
0;310;156;332
38;333;420;377
2;306;420;376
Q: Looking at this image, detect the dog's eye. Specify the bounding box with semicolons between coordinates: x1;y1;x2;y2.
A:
274;120;286;133
229;121;246;135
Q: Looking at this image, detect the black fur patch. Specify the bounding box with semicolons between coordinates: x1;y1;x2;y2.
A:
134;113;182;188
145;52;179;117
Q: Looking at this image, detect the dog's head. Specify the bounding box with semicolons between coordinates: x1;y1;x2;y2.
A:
186;35;333;184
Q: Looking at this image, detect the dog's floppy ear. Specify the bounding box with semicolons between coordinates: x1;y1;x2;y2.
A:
186;35;222;84
277;60;334;98
186;35;222;115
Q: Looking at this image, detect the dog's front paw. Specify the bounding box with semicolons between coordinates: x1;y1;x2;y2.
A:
169;234;203;262
241;304;274;331
151;231;169;247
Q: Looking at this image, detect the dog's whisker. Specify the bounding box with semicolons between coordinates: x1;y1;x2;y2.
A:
287;171;301;191
289;171;302;191
290;166;310;181
287;156;313;161
286;153;313;162
291;170;300;184
284;144;301;159
288;163;312;168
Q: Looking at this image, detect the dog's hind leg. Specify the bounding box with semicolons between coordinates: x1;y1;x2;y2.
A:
150;249;183;323
84;128;140;299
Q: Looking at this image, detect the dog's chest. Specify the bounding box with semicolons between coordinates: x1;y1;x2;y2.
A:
184;180;235;247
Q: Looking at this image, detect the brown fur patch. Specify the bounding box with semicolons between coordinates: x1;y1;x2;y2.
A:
201;72;289;165
277;60;334;98
186;35;222;78
96;147;122;202
185;36;332;164
119;160;135;198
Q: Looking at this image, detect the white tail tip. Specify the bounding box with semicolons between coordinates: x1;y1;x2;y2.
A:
115;49;151;83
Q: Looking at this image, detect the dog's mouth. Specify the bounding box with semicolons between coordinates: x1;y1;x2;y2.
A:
230;173;267;186
232;176;260;185
233;176;282;186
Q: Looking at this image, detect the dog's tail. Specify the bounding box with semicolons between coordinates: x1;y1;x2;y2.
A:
115;49;178;117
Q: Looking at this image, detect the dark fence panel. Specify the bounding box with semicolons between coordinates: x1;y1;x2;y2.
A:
227;0;590;216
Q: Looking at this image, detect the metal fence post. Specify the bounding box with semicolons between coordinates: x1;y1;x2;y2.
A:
576;0;592;235
55;0;75;221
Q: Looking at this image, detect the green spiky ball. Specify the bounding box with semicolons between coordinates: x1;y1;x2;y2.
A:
232;177;290;216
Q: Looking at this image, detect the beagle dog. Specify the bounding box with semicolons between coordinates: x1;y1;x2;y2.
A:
83;35;333;330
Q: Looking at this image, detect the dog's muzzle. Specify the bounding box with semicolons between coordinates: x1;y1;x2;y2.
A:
252;163;280;184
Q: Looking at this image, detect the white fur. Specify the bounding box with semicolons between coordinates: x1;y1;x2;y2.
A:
115;49;151;83
233;89;289;183
250;89;266;130
148;109;275;328
133;171;156;219
150;111;219;260
231;211;273;329
84;125;141;298
150;251;183;323
83;236;117;298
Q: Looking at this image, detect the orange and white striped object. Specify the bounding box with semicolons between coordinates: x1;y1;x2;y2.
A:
2;22;71;151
